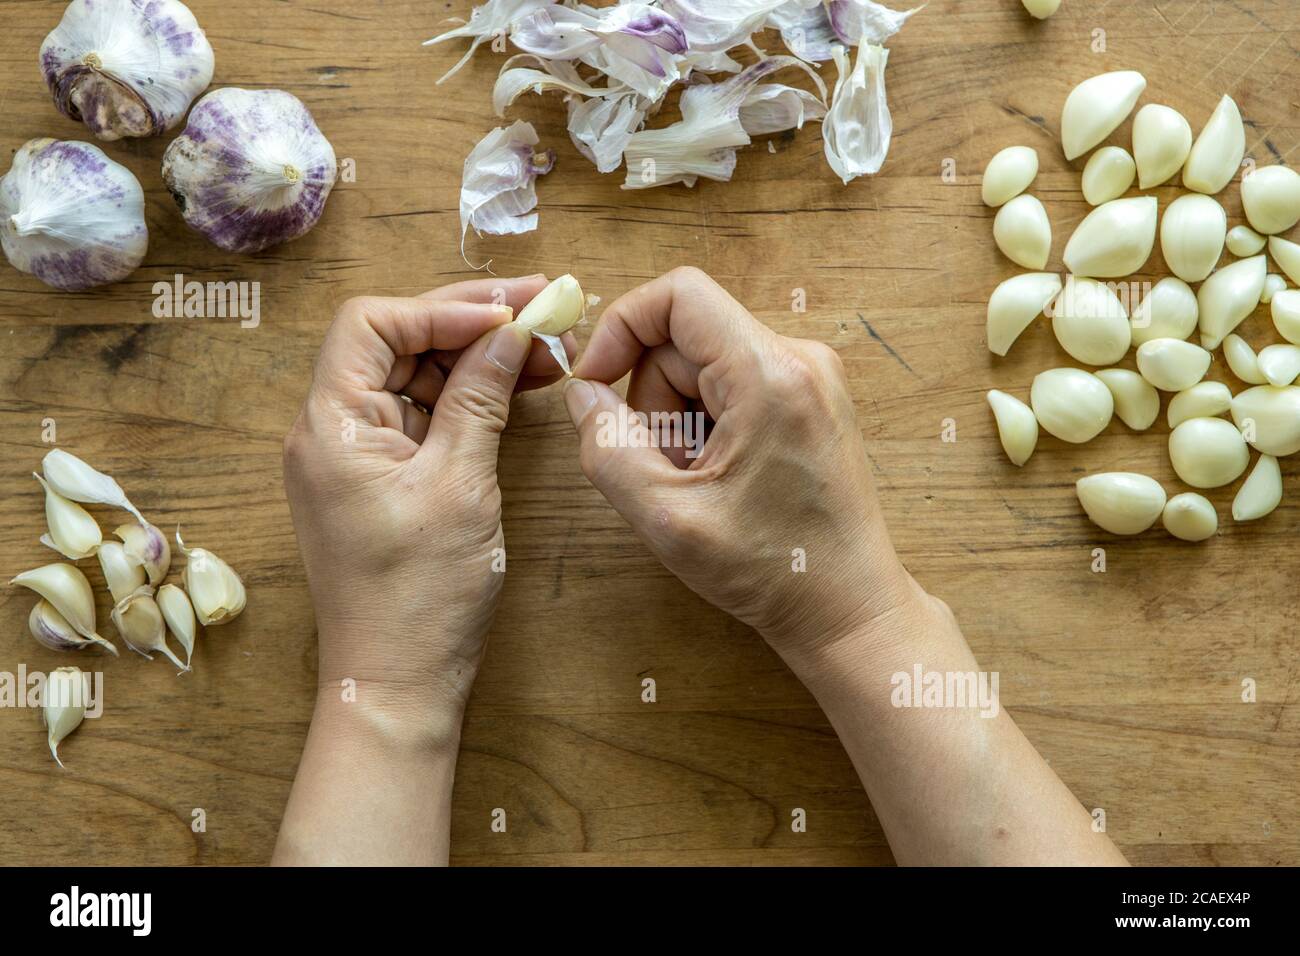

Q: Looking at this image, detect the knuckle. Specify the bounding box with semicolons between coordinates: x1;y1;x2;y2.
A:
449;382;509;430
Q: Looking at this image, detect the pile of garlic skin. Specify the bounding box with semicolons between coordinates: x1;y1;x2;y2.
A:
11;449;246;766
983;70;1300;541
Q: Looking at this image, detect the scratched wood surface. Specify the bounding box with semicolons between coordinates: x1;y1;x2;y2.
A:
0;0;1297;866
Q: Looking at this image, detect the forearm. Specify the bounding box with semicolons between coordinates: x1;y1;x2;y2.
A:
782;580;1127;866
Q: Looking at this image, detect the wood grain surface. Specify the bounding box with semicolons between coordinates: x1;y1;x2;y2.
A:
0;0;1297;866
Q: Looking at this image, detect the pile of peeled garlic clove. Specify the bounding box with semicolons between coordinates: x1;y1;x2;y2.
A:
980;69;1298;540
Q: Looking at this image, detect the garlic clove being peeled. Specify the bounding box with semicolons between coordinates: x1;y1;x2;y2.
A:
1132;104;1192;189
1081;146;1135;206
162;88;338;254
1167;381;1232;429
157;584;199;669
1222;334;1268;385
1256;344;1300;388
29;599;112;654
1063;196;1157;278
1232;454;1282;522
1197;255;1267;350
1130;276;1197;346
1273;290;1300;344
41;449;144;524
1182;95;1245;195
1261;274;1288;307
1050;276;1131;366
1226;224;1266;258
986;273;1061;356
1135;338;1211;392
1060;71;1146;162
113;522;170;585
1241;166;1300;235
112;587;189;672
1231;385;1300;457
1160;194;1226;283
515;274;586;335
1162;492;1217;542
43;666;89;768
97;541;146;606
1076;473;1167;535
1168;417;1249;488
0;139;147;290
176;531;246;626
11;563;116;655
981;146;1038;207
34;473;101;560
993;195;1051;269
1095;369;1159;431
986;389;1038;466
1030;368;1114;444
1268;236;1300;287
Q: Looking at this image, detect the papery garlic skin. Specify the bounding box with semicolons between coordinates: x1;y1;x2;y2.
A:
986;389;1038;466
1063;196;1157;278
1168;417;1249;488
1232;454;1281;522
986;272;1061;356
515;274;585;334
821;43;891;184
163;88;338;254
1160;194;1226;283
1076;473;1166;535
29;599;107;654
1257;344;1300;388
177;532;246;626
1197;255;1267;350
43;666;89;768
114;522;170;585
11;563;116;655
1167;381;1232;429
0;139;147;291
1183;95;1245;195
1269;236;1300;286
1273;290;1300;344
40;0;214;140
1162;492;1217;542
1226;225;1266;258
1030;368;1113;444
1081;147;1135;206
1132;104;1192;189
993;194;1051;269
97;541;146;606
1136;337;1211;392
42;449;144;523
1095;369;1158;431
1130;277;1197;346
1261;275;1288;307
1223;334;1267;385
1241;165;1300;235
35;474;101;560
1050;276;1131;366
113;587;189;672
1231;385;1300;457
982;146;1038;207
1060;71;1146;161
157;584;198;668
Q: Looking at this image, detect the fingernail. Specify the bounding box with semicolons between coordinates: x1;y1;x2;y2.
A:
564;378;597;422
486;323;530;374
493;304;514;319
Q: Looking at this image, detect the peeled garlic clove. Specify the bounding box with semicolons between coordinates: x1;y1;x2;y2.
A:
1226;224;1266;258
982;146;1038;207
29;600;107;654
1232;454;1282;522
1030;368;1114;444
1197;255;1267;350
157;584;199;669
10;563;116;655
993;195;1051;269
1223;334;1268;385
1231;385;1300;456
1130;276;1197;346
97;541;146;606
1241;165;1300;235
1021;0;1060;18
113;522;170;586
0;139;148;291
986;273;1061;356
1273;289;1300;344
41;449;145;524
986;390;1038;466
34;474;101;560
1076;473;1167;535
1160;194;1227;283
1060;71;1146;162
1135;338;1211;392
1269;236;1300;286
1168;417;1249;488
177;532;247;626
112;588;189;672
1063;196;1157;278
1167;381;1232;429
515;273;586;335
1162;492;1218;542
1262;274;1288;307
1095;369;1159;431
1081;147;1136;206
1182;95;1245;195
1256;344;1300;387
1132;104;1192;189
163;88;338;253
1050;276;1131;366
43;666;89;768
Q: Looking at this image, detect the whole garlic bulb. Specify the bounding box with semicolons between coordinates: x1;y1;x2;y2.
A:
40;0;215;141
0;138;147;290
162;88;338;253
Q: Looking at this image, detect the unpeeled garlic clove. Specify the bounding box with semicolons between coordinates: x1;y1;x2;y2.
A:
1160;194;1226;283
986;389;1038;467
1168;417;1249;488
1273;289;1300;344
177;532;246;626
97;541;147;606
34;474;101;560
157;584;199;669
1232;454;1282;522
982;146;1038;207
10;563;116;656
515;273;586;335
1261;274;1288;307
1269;236;1300;286
29;600;109;654
1050;276;1131;366
1162;492;1218;542
1182;94;1245;195
1223;334;1268;385
1231;385;1300;456
986;272;1061;356
1132;104;1192;188
1226;224;1266;257
1130;277;1197;346
113;522;170;586
993;195;1051;269
1135;338;1211;392
41;449;144;524
1030;368;1114;444
1167;381;1232;429
1197;255;1267;350
1081;146;1135;205
1095;369;1159;431
1060;71;1146;161
112;587;189;672
1021;0;1060;19
43;666;89;768
1076;472;1167;535
1063;196;1157;278
1256;344;1300;387
1241;165;1300;235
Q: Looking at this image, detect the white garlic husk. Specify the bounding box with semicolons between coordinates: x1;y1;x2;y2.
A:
41;448;145;523
1030;368;1114;444
11;563;117;656
1160;193;1226;283
1076;473;1166;535
1269;236;1300;286
1081;147;1135;206
1095;369;1159;431
1241;165;1300;235
1273;290;1300;344
44;666;90;768
1132;104;1192;189
1136;338;1211;392
1050;276;1131;366
114;522;170;585
981;146;1038;207
157;583;198;668
1063;196;1157;278
1162;493;1217;542
986;389;1038;467
1183;94;1245;195
1257;344;1300;388
986;272;1061;356
97;541;146;606
1232;454;1281;522
34;473;101;560
1168;417;1249;488
40;0;214;141
29;599;108;654
1168;381;1232;429
112;586;189;672
0;138;147;290
176;531;246;625
1197;255;1267;350
1231;385;1300;456
1223;334;1268;385
162;88;338;253
993;195;1051;270
1226;225;1266;258
1130;277;1197;346
1060;71;1146;161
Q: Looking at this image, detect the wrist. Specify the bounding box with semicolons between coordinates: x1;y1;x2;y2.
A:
311;676;468;759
